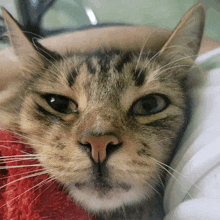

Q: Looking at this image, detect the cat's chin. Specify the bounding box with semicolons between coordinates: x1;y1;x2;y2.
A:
67;182;153;212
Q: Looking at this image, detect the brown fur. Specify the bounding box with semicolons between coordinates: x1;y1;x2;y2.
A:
0;4;205;220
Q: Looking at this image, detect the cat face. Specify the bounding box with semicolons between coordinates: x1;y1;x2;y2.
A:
0;4;205;214
17;50;187;211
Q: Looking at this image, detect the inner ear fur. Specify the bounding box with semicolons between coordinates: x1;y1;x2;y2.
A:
159;4;205;60
1;8;60;73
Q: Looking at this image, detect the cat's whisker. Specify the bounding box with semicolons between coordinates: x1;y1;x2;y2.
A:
137;49;160;79
113;167;162;198
27;172;60;204
149;156;200;199
0;140;29;146
0;130;55;149
0;170;47;190
4;125;64;144
135;30;156;73
0;142;48;156
139;44;194;76
143;179;163;198
123;166;164;197
156;54;197;72
0;129;36;141
159;64;192;75
156;171;165;189
0;139;38;146
136;43;187;76
0;152;48;162
0;168;46;180
0;176;52;210
0;164;41;170
22;152;42;158
21;132;63;144
0;158;38;165
32;37;58;63
29;177;55;206
157;163;194;199
0;154;38;159
0;157;37;163
160;44;196;53
150;156;200;190
0;144;10;149
0;153;39;158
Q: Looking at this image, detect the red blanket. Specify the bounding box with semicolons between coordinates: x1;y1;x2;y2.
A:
0;130;95;220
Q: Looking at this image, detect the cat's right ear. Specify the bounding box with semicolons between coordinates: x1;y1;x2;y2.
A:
1;8;52;73
159;4;205;60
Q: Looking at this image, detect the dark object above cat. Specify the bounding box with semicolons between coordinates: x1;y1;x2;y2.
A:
0;0;129;45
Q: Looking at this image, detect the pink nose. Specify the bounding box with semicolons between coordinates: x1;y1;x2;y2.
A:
80;135;119;163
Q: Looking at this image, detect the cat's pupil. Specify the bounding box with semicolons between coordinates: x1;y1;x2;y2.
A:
132;94;168;116
44;94;70;113
142;97;158;113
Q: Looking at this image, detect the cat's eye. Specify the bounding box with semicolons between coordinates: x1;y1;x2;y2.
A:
132;94;169;116
43;94;78;114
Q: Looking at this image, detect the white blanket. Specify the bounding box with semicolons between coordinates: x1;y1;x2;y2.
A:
164;47;220;219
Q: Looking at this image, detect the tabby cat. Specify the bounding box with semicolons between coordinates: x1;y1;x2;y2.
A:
0;4;205;220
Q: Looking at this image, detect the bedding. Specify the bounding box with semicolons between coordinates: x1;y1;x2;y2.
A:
164;47;220;220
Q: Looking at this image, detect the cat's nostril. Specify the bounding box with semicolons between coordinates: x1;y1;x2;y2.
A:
79;135;121;163
79;141;92;153
106;142;122;158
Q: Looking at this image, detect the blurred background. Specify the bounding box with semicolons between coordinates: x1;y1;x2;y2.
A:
0;0;220;50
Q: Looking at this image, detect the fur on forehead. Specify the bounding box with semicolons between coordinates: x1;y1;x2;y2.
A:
36;48;193;86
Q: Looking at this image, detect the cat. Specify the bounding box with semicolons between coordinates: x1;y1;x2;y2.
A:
0;4;205;220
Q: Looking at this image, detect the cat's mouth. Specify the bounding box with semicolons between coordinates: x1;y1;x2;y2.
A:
74;175;131;193
68;177;144;212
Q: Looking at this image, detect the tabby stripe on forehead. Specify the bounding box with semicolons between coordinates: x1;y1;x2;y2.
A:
133;51;155;86
134;69;146;87
86;54;111;74
115;52;133;72
67;69;78;87
99;53;111;73
86;51;134;74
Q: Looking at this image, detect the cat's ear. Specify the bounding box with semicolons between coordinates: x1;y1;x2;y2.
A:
1;8;57;72
159;4;205;60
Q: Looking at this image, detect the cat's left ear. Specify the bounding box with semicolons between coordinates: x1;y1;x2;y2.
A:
159;4;205;60
1;8;56;73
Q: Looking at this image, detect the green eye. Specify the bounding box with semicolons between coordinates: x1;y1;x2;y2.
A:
132;94;169;116
43;94;78;114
